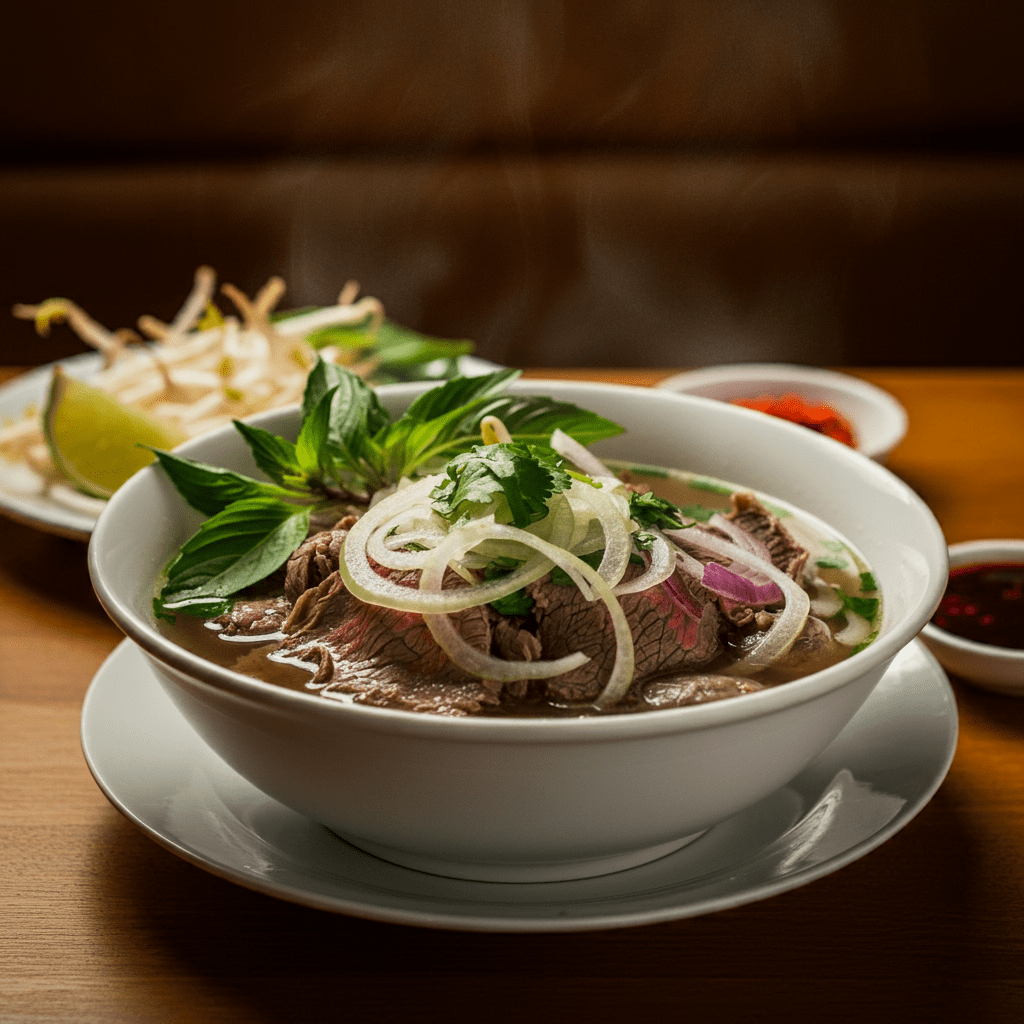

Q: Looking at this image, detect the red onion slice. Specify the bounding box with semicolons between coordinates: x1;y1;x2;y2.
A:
665;527;810;672
702;561;784;606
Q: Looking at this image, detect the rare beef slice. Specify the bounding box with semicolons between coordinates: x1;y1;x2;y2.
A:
528;568;723;704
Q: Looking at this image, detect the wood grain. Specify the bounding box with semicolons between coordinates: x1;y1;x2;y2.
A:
1;366;1022;1024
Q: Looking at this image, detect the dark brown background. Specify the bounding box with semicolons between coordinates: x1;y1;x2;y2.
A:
1;0;1021;368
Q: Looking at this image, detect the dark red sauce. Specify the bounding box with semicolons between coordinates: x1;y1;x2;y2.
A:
931;562;1024;650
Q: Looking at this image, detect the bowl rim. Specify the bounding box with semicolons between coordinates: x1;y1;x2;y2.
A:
88;378;947;742
656;363;908;460
919;539;1024;662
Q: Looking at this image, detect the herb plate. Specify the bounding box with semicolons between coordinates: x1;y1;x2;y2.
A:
0;353;501;541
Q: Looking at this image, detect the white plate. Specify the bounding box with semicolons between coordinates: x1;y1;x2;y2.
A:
0;353;107;540
656;363;908;463
0;353;501;541
81;639;957;932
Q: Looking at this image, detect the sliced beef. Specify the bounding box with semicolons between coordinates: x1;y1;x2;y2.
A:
726;492;808;581
284;515;358;603
528;566;723;704
641;674;765;708
272;565;503;716
207;486;815;716
210;595;291;636
768;614;842;676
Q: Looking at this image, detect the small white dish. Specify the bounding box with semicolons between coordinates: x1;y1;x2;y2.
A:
657;364;908;463
920;540;1024;696
0;353;501;541
81;639;956;932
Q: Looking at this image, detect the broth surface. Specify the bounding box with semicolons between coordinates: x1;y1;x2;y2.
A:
161;463;881;715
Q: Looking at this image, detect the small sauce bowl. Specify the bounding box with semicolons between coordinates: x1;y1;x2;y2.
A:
656;364;908;463
920;540;1024;696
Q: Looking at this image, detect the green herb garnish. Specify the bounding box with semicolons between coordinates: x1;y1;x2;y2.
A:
839;591;880;622
152;362;623;620
815;555;850;570
628;491;689;531
550;549;604;586
270;310;475;383
430;443;573;529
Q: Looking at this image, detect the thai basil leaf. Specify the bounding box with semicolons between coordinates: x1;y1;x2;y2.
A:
369;320;475;366
302;357;389;438
231;420;304;486
145;448;295;518
155;498;310;618
295;386;339;476
457;395;625;449
382;370;522;478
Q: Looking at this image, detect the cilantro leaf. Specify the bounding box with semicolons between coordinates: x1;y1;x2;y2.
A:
483;561;536;616
815;555;850;570
628;491;688;531
430;443;573;528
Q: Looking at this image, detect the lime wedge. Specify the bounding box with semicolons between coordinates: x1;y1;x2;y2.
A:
42;367;187;498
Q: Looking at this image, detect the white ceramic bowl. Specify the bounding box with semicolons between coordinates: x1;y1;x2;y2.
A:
657;363;908;463
88;381;946;883
920;540;1024;696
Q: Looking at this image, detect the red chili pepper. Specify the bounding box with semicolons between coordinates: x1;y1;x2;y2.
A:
731;393;856;447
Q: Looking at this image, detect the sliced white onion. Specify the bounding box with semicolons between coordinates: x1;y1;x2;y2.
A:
341;492;556;614
568;478;633;586
834;608;872;647
808;577;844;618
418;522;634;706
707;513;775;588
364;504;448;570
613;528;676;596
708;513;772;562
418;538;589;683
550;428;614;478
674;546;707;581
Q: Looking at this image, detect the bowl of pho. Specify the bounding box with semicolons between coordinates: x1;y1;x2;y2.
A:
88;367;947;882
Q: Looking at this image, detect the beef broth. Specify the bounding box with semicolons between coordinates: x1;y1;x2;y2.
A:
160;465;880;717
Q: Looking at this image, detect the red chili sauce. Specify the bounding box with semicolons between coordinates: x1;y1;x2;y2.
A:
730;394;856;447
931;562;1024;650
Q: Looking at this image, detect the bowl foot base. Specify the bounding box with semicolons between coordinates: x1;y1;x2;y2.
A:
337;830;709;883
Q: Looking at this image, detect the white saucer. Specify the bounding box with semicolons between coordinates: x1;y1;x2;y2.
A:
81;639;957;933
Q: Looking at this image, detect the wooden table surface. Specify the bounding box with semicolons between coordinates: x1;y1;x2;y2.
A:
2;366;1023;1024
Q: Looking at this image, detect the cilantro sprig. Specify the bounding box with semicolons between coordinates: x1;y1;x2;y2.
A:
628;491;688;531
430;443;574;528
152;360;623;620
